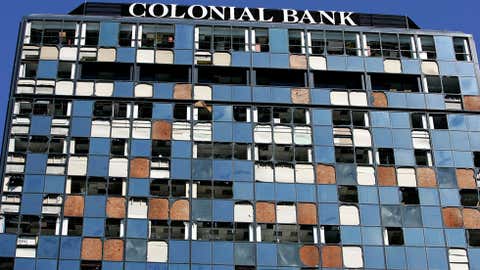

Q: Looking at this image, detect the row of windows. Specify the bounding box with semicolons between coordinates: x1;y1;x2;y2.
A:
26;21;472;61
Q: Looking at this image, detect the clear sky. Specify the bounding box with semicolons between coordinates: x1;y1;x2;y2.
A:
0;0;479;136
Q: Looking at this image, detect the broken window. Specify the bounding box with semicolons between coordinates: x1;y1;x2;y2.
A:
326;31;344;55
289;29;304;53
198;66;248;85
69;176;86;194
429;114;448;129
377;148;395;165
418;36;436;60
105;218;122;237
20;61;38;78
171;180;188;197
211;222;234;241
83;23;100;46
81;62;132;80
322;225;341;244
365;33;382;57
119;23;134;47
141;24;174;48
309;31;325;55
399;35;415;58
253;28;269;52
57;62;74;79
213;143;232;159
474;152;480;167
94;101;112;118
40;215;57;235
256;68;305;87
414;150;432;166
139;64;189;82
195;107;212;121
195;143;213;159
381;34;400;58
370;74;420;92
276;224;298;242
453;37;471;61
385;227;404;245
87;177;107;195
234;143;249;160
338;186;358;203
411;113;427;129
170;221;187;239
468;230;480;246
234;222;251;241
150;220;169;239
335;147;354;163
19;215;40;235
111;139;127;156
460;189;479;206
233;106;249;122
314;71;363;89
152;141;171;158
67;217;83;236
213;182;233;199
197;26;247;51
400;187;420;204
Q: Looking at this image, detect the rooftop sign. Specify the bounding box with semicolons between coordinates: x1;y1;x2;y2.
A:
128;3;357;26
68;2;420;29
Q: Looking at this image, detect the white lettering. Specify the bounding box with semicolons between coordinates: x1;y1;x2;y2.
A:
129;3;146;17
299;10;316;24
283;9;299;23
340;12;357;26
319;11;336;25
258;8;274;22
170;4;186;19
209;6;226;20
228;6;236;21
187;5;208;19
238;7;256;21
148;3;169;18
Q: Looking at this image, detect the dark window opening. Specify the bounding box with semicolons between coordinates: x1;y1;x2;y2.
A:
468;229;480;246
400;187;420;205
277;224;298;243
355;148;371;164
196;181;212;198
411;113;426;129
111;139;126;156
323;225;341;244
234;143;249;160
171;180;188;197
366;33;382;57
460;190;479;207
3;214;19;234
28;136;49;153
333;110;351;126
105;218;122;237
19;215;40;235
442;76;461;94
119;24;133;47
150;220;169;240
198;66;248;85
326;31;345;55
170;221;186;239
139;64;189;82
254;28;269;52
40;215;57;235
293;108;308;124
371;73;420;92
152;141;171;158
273;108;292;123
87;177;107;195
0;258;14;270
213;182;233;199
314;71;363;89
260;223;275;242
275;146;294;162
233;106;248;122
137;103;153;118
197;107;212;121
352;111;367;126
419;36;436;59
474;152;480;167
141;24;174;49
431;114;448;129
414;150;431;166
453;37;471;61
150;180;169;197
295;146;310;162
22;61;38;78
57;62;73;79
67;217;83;236
81;62;132;80
33;102;52;115
234;222;250;241
81;261;102;270
94;102;112;118
299;225;315;243
196;143;213;159
257;144;273;161
256;68;305;87
335;147;354;163
173;104;189;120
13;137;28;152
211;222;234;241
49;137;65;153
378;148;395;165
197;221;212;240
386;227;404;245
235;266;255;270
289;29;304;53
70;176;86;194
257;107;272;123
108;178;124;195
84;23;100;46
113;103;128;118
338;186;358;203
213;143;232;159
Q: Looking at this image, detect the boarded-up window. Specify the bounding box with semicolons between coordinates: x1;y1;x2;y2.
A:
297;203;317;225
81;238;102;260
130;158;150;178
255;202;275;223
148;198;169;220
234;202;253;223
106;197;125;219
103;239;123;261
64;195;84;217
442;207;463;228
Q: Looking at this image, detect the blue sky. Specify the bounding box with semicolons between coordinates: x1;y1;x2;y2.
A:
0;0;478;136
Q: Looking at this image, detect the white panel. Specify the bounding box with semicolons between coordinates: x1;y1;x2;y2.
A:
294;126;312;145
59;47;78;61
76;81;94;96
276;205;297;224
55;81;74;96
255;164;274;182
449;249;468;263
137;49;155;63
128;199;148;219
412;131;430;149
194;85;212;100
111;120;130;138
397;168;417;187
384;59;402;73
95;82;114;97
68;157;87;176
309;56;327;70
109;158;128;177
330;91;349;105
213;52;231;66
357;166;375;185
40;46;59;60
254;125;272;143
234;204;253;222
349;92;368;107
97;48;116;62
172;122;191;140
91;120;111;137
421;61;439;75
132;121;151;139
353;129;372;147
342;246;364;268
295;164;314;183
193;123;212;141
273;125;292;144
147;241;168;262
340;205;360;225
156;50;174;64
275;165;294;183
135;84;153;98
16;248;36;258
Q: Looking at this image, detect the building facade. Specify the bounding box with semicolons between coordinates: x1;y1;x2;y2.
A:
1;2;480;269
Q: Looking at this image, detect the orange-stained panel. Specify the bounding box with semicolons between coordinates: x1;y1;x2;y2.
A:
64;195;84;217
291;88;310;104
130;158;150;178
106;197;126;219
456;169;476;189
372;92;388;107
173;83;192;99
297;203;317;225
463;208;480;229
442;207;463;228
152;120;172;141
416;167;437;187
299;245;320;267
103;239;124;261
149;198;169;220
377;166;397;186
81;238;102;261
321;246;342;268
170;199;190;221
255;202;276;223
316;164;336;184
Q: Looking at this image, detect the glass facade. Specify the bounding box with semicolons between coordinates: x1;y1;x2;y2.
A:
1;4;480;270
